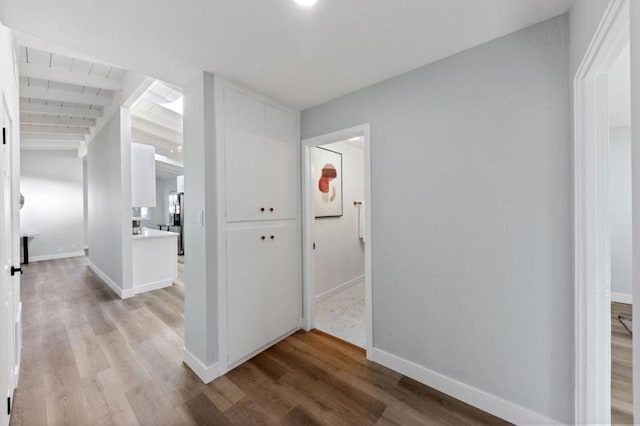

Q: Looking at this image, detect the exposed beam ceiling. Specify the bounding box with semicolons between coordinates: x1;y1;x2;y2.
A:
20;101;103;119
20;62;123;91
18;45;126;150
131;106;182;134
21;124;90;135
131;116;182;145
21;87;112;107
20;113;96;127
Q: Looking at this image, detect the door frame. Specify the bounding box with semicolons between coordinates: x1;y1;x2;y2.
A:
573;0;629;423
301;124;373;355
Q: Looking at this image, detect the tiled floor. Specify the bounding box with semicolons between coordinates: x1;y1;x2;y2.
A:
315;281;366;347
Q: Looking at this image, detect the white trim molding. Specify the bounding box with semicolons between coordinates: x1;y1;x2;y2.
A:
133;279;173;295
369;348;561;425
573;0;630;424
87;260;134;299
316;274;364;302
612;292;633;304
183;347;219;384
28;251;85;262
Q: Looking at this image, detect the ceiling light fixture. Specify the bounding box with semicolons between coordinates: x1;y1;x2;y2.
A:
295;0;318;7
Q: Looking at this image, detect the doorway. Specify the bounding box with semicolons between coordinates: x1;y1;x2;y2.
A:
573;0;631;423
301;124;372;353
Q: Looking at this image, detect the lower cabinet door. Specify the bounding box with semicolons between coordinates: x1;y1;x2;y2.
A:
226;226;270;365
265;222;301;341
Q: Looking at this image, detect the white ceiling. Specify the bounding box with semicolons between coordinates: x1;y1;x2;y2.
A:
130;80;184;178
1;0;574;110
18;45;125;150
608;44;631;128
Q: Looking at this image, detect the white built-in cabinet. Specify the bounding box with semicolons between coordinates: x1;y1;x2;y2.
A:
224;89;298;222
222;86;301;367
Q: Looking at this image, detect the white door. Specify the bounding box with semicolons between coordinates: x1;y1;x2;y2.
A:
266;221;300;340
265;105;298;221
224;88;267;223
0;100;15;426
226;225;269;365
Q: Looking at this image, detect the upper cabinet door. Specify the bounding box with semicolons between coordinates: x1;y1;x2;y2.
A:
224;88;267;222
264;105;298;221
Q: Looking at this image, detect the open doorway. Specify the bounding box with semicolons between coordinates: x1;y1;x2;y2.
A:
302;124;372;353
312;138;366;347
130;80;185;291
607;42;633;424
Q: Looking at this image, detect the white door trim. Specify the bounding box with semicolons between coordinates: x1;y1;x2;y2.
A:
573;0;629;423
301;124;373;355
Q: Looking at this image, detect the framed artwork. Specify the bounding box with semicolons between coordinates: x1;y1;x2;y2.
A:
313;146;343;218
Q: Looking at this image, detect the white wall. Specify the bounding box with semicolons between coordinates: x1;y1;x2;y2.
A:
183;72;219;374
302;16;571;424
569;0;611;76
20;150;84;260
314;140;365;298
87;108;133;295
609;127;632;301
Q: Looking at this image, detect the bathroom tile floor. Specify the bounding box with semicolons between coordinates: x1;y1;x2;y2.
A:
315;281;366;347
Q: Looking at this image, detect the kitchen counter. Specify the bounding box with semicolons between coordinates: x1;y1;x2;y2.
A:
132;227;178;294
133;228;179;240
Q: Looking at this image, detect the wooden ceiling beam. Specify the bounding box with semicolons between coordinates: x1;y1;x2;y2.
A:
19;62;122;92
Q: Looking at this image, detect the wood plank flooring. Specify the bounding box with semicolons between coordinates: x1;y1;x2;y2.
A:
11;256;509;425
612;302;633;425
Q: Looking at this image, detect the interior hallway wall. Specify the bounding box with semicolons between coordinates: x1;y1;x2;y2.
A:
314;140;365;298
302;16;571;423
20;150;84;261
87;108;133;295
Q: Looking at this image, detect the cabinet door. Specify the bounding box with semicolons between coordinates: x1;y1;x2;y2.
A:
226;226;270;365
224;88;267;222
265;221;301;340
264;105;298;221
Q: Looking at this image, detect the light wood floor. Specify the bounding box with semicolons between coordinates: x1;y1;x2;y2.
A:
612;302;633;425
11;256;509;425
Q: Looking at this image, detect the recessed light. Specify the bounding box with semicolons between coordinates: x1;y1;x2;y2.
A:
295;0;317;7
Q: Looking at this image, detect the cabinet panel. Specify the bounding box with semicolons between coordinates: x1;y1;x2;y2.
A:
224;88;266;222
265;105;298;220
226;226;269;365
265;222;300;340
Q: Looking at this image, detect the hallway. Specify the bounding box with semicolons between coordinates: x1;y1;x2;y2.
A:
10;257;507;425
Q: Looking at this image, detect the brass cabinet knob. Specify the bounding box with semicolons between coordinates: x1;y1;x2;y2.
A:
270;235;275;240
261;235;266;240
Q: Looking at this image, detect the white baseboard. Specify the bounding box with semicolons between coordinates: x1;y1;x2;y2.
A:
183;347;219;384
368;348;561;425
134;279;173;295
29;251;85;262
316;274;365;302
87;261;134;299
612;292;632;304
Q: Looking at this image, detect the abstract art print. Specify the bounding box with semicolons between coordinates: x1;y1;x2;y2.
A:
313;146;343;217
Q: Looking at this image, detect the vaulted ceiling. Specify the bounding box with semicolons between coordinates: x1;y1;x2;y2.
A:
1;0;574;110
18;45;125;150
130;80;184;179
